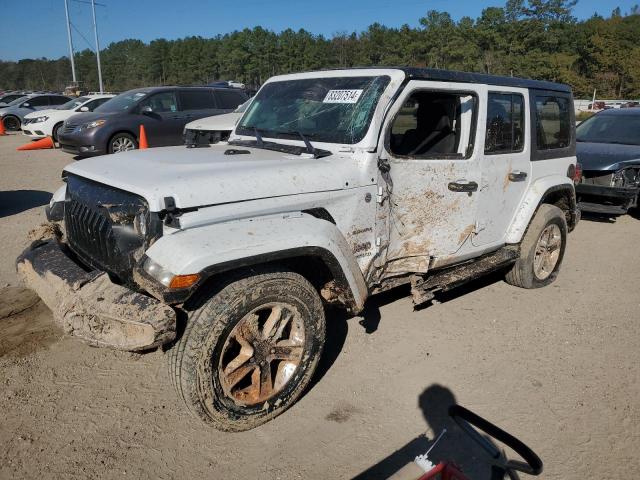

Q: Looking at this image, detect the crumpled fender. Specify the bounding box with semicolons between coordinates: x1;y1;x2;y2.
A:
505;176;575;244
145;212;368;312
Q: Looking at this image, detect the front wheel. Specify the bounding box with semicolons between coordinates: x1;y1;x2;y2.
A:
505;204;568;289
108;132;137;154
167;268;326;431
3;115;20;131
52;122;63;142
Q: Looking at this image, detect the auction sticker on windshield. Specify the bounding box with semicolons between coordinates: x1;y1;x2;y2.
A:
323;89;363;104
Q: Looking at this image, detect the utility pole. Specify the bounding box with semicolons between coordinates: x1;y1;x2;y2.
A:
91;0;103;93
64;0;76;82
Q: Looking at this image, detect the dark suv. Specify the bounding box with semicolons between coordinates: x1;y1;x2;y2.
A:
57;86;248;157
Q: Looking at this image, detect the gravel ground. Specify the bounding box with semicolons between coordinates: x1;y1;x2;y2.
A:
0;132;638;479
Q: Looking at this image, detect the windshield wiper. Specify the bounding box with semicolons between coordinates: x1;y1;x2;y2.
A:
253;127;264;148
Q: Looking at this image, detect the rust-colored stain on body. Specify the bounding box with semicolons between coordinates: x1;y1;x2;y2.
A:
458;224;475;244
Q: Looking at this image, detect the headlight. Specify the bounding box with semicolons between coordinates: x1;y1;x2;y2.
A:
142;257;200;289
79;119;106;131
31;115;49;123
143;257;175;287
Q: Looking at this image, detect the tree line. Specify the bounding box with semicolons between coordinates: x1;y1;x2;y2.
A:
1;0;639;99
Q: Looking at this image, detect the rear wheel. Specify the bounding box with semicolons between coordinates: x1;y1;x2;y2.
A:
108;133;137;153
3;115;20;131
505;204;567;289
167;268;326;431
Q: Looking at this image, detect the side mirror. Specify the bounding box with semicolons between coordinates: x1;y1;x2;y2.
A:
141;106;153;114
22;102;31;108
79;106;89;112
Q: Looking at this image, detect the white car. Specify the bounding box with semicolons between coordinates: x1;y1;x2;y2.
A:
183;98;250;145
22;94;115;141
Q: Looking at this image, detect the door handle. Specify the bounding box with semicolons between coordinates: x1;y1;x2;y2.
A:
508;171;528;182
448;180;479;193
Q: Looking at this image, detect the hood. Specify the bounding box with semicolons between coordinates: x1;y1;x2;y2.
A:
577;142;640;171
63;144;365;212
24;108;60;119
185;112;241;131
65;110;120;126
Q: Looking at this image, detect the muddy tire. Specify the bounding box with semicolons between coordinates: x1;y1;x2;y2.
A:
505;204;567;289
167;267;325;431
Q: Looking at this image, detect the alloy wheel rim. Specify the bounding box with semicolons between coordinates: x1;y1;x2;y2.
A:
533;224;562;280
219;303;305;406
112;137;135;152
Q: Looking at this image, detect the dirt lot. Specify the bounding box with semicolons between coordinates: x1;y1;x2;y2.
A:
0;132;638;479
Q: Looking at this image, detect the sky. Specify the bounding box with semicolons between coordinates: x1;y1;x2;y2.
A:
0;0;635;61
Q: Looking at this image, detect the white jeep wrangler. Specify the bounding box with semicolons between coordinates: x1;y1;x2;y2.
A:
17;68;579;431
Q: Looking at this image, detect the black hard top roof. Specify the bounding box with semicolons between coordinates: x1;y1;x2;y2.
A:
596;107;640;116
298;67;572;94
399;67;572;93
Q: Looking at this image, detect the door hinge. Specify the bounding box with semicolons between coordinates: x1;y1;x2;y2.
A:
376;186;384;204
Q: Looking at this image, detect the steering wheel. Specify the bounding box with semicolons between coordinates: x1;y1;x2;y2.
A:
448;405;543;477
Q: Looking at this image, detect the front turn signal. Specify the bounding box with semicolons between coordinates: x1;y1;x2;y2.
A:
169;274;200;289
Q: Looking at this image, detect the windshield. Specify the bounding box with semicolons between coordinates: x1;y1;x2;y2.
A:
234;99;251;113
7;96;28;106
58;96;89;110
236;76;391;144
95;91;148;113
576;113;640;146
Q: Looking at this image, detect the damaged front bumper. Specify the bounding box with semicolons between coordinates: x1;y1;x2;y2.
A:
16;238;176;351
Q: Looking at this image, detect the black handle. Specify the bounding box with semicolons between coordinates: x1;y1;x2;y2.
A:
448;181;478;193
449;405;543;476
508;171;528;182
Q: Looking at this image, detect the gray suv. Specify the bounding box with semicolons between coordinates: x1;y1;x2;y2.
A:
57;86;248;157
0;94;70;130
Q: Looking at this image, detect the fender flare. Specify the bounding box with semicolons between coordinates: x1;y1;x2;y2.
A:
145;212;368;312
505;176;576;244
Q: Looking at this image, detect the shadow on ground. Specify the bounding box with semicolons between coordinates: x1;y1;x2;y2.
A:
353;384;505;480
0;190;51;218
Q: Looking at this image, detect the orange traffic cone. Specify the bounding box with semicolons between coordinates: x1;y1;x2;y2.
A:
17;136;55;151
0;118;6;136
139;124;148;149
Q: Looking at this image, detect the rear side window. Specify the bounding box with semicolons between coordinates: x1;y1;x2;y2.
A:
215;89;247;109
485;93;525;154
50;96;69;105
179;90;216;110
535;95;571;150
27;96;49;107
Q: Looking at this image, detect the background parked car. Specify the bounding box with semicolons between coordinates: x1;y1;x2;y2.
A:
57;86;248;157
0;93;70;131
183;98;251;146
0;92;27;106
576;108;640;215
22;94;115;141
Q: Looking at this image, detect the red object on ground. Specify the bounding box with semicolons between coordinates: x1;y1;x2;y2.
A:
139;124;148;149
0;118;6;135
17;136;54;151
419;462;469;480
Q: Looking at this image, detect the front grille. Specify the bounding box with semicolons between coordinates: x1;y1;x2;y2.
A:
61;122;79;135
64;174;152;283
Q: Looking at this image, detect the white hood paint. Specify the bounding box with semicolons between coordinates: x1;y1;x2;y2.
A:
24;108;60;119
63;145;370;212
184;112;242;132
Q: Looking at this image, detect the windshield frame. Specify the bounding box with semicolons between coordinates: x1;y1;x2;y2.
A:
576;112;640;146
58;96;90;111
233;70;403;149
